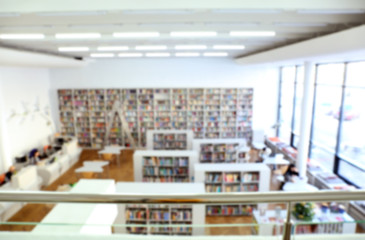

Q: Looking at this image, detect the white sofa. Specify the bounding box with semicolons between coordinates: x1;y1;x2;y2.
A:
0;166;42;221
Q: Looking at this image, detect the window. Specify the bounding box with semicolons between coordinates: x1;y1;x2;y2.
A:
337;62;365;182
278;67;295;144
309;64;344;171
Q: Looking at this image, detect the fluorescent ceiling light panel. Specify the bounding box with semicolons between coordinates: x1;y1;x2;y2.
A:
113;32;160;38
0;13;20;17
274;22;327;27
212;9;281;14
135;45;167;50
90;53;114;58
118;53;143;58
58;47;89;52
175;45;207;50
145;53;170;57
97;46;129;51
230;31;275;37
297;9;365;14
37;11;107;16
55;33;101;39
213;45;245;50
203;52;228;57
175;52;200;57
170;31;217;37
123;10;194;15
0;33;44;39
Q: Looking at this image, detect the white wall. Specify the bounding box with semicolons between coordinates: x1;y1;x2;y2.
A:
49;58;279;139
0;66;54;172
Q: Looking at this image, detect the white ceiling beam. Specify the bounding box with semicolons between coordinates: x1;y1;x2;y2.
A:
235;24;365;65
1;0;365;13
0;46;87;67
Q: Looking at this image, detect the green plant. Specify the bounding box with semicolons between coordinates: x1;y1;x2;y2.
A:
292;202;315;221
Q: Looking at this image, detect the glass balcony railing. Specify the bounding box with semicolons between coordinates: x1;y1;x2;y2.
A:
0;190;364;239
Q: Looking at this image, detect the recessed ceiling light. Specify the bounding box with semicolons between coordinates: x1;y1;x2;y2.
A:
175;52;200;57
230;31;276;37
145;53;170;57
203;52;229;57
0;33;45;39
175;45;207;50
58;47;89;52
118;53;143;58
135;45;167;50
90;53;114;58
97;46;129;51
213;45;245;50
113;32;160;38
55;33;101;39
170;31;217;37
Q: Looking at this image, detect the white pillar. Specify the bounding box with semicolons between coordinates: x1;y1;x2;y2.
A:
297;62;315;177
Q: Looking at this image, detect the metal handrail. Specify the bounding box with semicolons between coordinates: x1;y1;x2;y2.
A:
0;189;363;203
0;189;364;240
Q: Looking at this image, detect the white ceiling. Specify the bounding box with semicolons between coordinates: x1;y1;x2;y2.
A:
0;0;365;60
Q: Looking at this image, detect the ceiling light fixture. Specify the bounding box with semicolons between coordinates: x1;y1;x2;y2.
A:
58;47;89;52
230;31;276;37
90;53;114;58
175;45;207;50
55;33;101;39
175;52;200;57
37;11;107;17
135;45;167;50
0;33;45;39
145;53;170;57
118;53;143;58
203;52;229;57
297;9;365;14
213;45;245;50
97;46;129;51
170;31;217;37
113;32;160;38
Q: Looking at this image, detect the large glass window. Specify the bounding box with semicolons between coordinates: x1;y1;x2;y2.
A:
310;63;345;171
278;67;295;144
338;62;365;173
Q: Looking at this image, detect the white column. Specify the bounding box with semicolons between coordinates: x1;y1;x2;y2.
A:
297;62;315;177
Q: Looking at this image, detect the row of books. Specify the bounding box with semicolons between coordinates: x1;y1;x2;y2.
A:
206;205;254;216
142;176;189;182
143;167;188;176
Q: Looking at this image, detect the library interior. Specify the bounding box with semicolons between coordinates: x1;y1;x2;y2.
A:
0;1;365;240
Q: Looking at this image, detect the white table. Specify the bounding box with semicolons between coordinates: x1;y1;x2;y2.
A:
83;161;110;177
32;179;117;234
263;155;290;165
75;165;104;179
98;147;124;167
283;182;318;192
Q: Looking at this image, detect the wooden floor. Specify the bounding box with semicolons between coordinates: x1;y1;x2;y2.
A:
1;149;363;235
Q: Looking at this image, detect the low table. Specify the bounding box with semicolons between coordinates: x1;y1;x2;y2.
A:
98;147;125;167
83;161;110;177
283;182;318;192
75;165;104;179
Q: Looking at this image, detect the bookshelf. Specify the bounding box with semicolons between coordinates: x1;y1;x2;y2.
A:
146;130;193;150
195;163;270;217
57;88;253;148
193;139;247;163
115;182;205;235
122;89;139;146
133;150;198;182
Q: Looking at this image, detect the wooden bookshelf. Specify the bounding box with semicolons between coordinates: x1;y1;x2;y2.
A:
57;88;253;148
115;182;205;236
133;150;198;182
193;139;247;163
195;163;270;217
